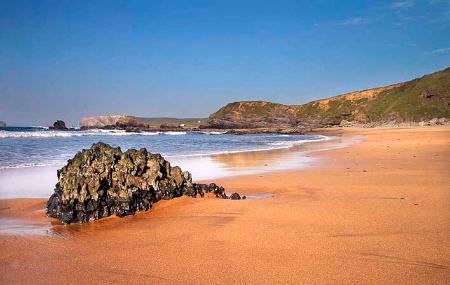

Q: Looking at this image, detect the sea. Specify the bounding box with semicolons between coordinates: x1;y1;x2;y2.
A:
0;126;332;198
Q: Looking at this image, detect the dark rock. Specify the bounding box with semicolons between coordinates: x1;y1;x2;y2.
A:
50;120;68;130
229;193;241;200
46;142;240;224
0;121;6;128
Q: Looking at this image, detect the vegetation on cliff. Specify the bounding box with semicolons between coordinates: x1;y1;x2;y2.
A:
208;101;296;128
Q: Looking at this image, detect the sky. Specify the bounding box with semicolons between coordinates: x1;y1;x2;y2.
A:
1;0;449;126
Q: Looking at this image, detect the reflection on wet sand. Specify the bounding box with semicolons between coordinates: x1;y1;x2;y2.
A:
209;134;359;171
0;217;50;236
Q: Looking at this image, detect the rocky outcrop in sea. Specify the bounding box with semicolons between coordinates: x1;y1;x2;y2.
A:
0;121;6;128
50;120;68;130
47;142;243;224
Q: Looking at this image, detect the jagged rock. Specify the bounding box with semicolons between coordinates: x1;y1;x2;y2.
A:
80;115;135;129
429;118;439;125
437;118;447;125
419;118;447;126
0;121;6;128
50;120;68;130
47;142;240;224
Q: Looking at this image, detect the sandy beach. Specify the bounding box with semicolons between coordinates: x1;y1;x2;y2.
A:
0;126;449;284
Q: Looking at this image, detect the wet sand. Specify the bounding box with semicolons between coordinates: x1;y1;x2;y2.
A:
0;127;449;284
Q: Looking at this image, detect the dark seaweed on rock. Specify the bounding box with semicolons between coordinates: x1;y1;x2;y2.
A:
47;142;242;224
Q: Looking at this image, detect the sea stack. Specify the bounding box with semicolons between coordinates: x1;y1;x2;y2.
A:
50;120;68;130
0;121;6;128
47;142;242;224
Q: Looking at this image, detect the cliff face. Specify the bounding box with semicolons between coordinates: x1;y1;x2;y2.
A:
80;115;206;129
207;67;450;128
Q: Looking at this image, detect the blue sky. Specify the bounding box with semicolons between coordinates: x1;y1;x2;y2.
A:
1;0;449;126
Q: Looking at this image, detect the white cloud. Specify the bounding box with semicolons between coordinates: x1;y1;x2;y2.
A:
424;47;450;55
336;17;370;26
390;0;415;8
428;0;450;4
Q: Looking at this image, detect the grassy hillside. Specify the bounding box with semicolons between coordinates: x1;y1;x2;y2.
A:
208;67;450;128
364;68;450;121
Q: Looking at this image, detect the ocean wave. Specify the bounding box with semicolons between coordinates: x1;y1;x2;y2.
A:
0;131;83;138
0;134;332;170
0;129;162;138
267;140;311;147
165;135;331;158
200;131;227;135
0;161;64;171
267;135;330;147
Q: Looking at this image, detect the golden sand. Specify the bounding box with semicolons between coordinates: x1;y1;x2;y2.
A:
0;127;449;284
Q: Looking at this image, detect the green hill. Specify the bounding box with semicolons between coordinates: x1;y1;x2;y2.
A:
208;67;450;128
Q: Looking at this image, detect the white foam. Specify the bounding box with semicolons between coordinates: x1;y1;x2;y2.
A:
163;131;186;135
200;131;227;135
31;126;49;129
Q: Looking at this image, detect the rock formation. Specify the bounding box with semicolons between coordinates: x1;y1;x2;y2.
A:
80;115;140;129
0;121;6;128
47;142;243;224
50;120;68;130
80;115;206;131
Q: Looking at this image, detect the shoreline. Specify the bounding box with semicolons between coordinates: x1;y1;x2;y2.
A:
0;133;345;199
0;126;449;284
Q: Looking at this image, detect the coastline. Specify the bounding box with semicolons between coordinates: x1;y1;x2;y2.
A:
0;126;449;284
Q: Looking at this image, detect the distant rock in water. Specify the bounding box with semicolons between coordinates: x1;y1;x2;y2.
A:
0;121;6;128
47;142;241;224
50;120;68;130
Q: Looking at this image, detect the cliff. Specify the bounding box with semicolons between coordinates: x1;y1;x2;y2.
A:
207;67;450;128
80;115;139;129
208;101;297;129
